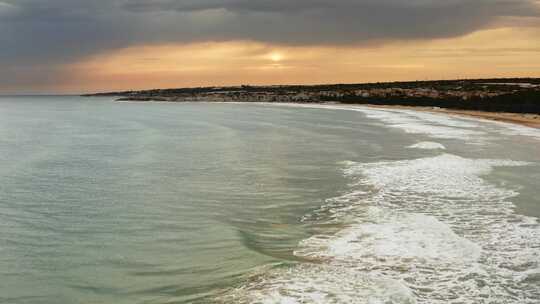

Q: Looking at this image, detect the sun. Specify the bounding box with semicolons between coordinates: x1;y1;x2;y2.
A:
270;52;283;62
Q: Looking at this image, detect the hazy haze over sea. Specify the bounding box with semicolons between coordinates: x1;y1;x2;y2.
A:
0;96;539;303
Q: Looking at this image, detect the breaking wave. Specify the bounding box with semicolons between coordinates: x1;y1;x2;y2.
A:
276;103;540;142
407;142;446;150
221;154;540;303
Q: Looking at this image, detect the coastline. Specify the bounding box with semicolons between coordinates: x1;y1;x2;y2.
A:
113;97;540;129
92;77;540;130
224;101;540;130
363;104;540;129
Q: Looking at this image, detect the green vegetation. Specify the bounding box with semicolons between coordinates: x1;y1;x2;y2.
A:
84;78;540;114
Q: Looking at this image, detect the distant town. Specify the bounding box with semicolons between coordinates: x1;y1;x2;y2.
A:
85;78;540;114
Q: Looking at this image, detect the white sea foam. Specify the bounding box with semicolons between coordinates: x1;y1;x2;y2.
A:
397;110;481;128
352;108;486;140
491;121;540;139
298;207;481;264
359;107;540;142
292;105;486;141
222;264;416;304
273;103;540;142
222;153;540;303
407;142;446;150
359;107;540;141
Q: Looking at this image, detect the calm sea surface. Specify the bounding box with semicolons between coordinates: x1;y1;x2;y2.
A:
0;96;539;303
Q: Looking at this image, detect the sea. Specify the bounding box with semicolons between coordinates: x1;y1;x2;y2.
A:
0;96;539;304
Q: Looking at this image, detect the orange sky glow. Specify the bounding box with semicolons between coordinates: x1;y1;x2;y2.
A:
14;26;540;94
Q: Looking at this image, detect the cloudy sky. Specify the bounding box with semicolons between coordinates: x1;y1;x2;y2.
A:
1;0;540;93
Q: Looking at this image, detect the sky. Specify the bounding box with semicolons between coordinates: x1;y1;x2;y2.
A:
1;0;540;94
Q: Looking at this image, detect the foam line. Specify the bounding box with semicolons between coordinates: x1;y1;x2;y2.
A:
221;154;539;303
268;103;540;142
407;142;446;150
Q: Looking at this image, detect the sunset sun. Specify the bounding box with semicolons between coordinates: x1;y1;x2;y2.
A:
270;52;283;62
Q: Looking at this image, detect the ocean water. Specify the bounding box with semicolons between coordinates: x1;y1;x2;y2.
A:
0;97;539;304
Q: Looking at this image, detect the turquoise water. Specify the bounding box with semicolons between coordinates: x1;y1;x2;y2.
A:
0;97;539;303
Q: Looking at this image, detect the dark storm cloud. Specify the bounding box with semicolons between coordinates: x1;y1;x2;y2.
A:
0;0;539;72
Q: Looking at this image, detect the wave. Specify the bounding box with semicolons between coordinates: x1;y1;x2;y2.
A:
407;142;446;150
220;154;540;303
271;103;540;142
355;109;485;140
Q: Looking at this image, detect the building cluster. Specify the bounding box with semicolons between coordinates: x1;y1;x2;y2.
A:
347;88;504;101
133;90;319;103
139;87;511;103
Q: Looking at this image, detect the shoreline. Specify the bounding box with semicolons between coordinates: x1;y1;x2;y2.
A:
360;105;540;129
112;97;540;129
256;101;540;130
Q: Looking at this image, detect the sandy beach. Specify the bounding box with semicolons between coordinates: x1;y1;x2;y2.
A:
365;105;540;129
